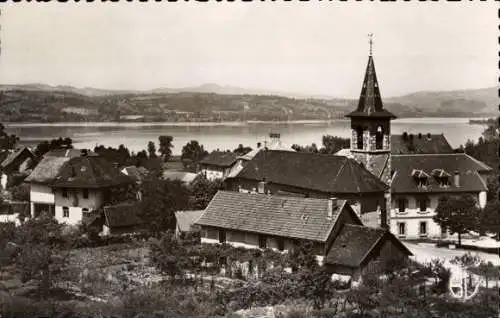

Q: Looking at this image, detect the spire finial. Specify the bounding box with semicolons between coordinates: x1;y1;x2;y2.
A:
368;33;373;56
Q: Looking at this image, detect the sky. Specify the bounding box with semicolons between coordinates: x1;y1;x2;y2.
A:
0;3;497;98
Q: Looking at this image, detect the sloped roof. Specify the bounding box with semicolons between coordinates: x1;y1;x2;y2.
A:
232;150;389;194
25;148;87;184
50;156;134;188
163;171;198;184
122;166;149;182
1;147;34;169
391;154;491;194
391;134;454;154
345;56;396;119
325;224;412;268
175;210;204;232
25;156;72;184
104;202;142;228
196;191;350;242
200;151;238;168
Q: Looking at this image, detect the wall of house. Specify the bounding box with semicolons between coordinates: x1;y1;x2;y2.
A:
30;183;55;204
54;188;104;211
360;236;409;277
200;226;325;259
55;206;83;225
390;192;483;239
54;188;104;225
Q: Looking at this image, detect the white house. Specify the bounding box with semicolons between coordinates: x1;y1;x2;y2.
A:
389;154;491;239
25;149;134;225
199;151;238;181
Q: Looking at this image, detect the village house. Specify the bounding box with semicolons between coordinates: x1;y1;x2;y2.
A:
390;153;491;239
195;191;411;280
25;149;134;225
0;146;35;189
199;151;239;181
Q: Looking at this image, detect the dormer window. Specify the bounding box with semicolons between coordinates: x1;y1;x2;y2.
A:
431;169;451;187
412;169;429;188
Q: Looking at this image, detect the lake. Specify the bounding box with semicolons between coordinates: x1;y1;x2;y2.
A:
5;118;487;155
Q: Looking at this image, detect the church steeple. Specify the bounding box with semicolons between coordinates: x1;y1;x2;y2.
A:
346;35;396;119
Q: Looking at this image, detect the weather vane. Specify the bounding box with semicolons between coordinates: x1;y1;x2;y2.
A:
368;33;373;56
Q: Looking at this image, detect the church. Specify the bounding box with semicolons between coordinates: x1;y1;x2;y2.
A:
224;39;492;240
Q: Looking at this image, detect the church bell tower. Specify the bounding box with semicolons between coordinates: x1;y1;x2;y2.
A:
345;35;396;230
345;34;396;185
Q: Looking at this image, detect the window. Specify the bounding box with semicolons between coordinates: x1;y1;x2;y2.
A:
218;230;226;243
276;238;285;251
259;235;267;249
258;181;266;194
82;189;89;199
62;188;68;198
375;126;383;150
398;222;406;236
397;198;407;213
419;221;428;236
63;206;69;218
82;208;89;217
356;127;364;150
418;197;429;212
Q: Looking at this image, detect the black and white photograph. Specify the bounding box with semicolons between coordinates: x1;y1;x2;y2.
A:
0;2;498;317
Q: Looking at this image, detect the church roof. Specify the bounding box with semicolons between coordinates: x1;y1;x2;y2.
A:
231;150;389;194
345;55;396;119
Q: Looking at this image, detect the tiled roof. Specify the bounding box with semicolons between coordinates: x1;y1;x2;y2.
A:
345;56;396;119
200;151;238;168
1;147;34;169
195;190;349;242
163;171;198;184
175;210;204;232
104;202;142;228
325;224;412;268
391;134;454;154
50;156;134;188
391;154;491;194
233;150;389;194
25;156;72;184
325;224;385;267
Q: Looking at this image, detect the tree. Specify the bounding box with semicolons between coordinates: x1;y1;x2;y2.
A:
159;135;174;162
188;175;224;210
181;140;208;170
139;175;190;233
233;144;252;156
479;201;500;239
10;183;30;201
291;143;318;153
147;141;157;158
0;123;19;150
433;195;479;247
15;214;72;299
319;135;350;154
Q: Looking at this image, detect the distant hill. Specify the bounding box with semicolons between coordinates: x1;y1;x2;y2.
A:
0;83;495;123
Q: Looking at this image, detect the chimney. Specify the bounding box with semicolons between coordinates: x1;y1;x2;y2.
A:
418;133;422;139
258;181;266;194
453;171;460;187
327;197;338;219
257;142;262;149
